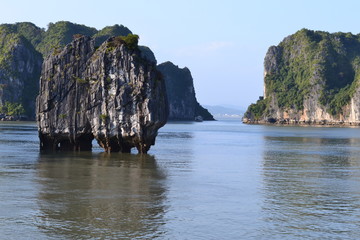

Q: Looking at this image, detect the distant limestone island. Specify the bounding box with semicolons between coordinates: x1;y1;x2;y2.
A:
0;21;213;121
244;29;360;125
157;62;214;121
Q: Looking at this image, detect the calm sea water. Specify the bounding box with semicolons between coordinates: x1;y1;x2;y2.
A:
1;120;360;239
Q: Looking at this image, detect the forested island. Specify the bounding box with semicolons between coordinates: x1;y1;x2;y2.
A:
244;29;360;125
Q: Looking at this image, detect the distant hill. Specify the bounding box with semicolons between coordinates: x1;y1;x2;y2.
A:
204;105;244;118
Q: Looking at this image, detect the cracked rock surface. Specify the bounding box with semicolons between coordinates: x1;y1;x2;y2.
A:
36;36;168;153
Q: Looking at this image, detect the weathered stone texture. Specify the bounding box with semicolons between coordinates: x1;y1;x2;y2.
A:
0;35;42;118
37;36;168;153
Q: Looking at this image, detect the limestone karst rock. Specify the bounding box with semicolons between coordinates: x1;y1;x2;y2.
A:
244;29;360;125
36;35;168;153
157;61;214;121
0;21;210;121
0;25;43;118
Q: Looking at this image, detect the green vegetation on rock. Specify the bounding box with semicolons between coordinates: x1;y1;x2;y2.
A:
0;102;25;116
245;98;269;121
0;21;209;122
264;29;327;110
36;21;97;56
100;114;108;122
0;21;133;119
107;34;139;51
0;25;42;118
93;24;132;47
0;26;20;67
246;29;360;121
35;22;132;56
13;22;45;47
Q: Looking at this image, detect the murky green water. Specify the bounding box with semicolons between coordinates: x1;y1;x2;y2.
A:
1;120;360;239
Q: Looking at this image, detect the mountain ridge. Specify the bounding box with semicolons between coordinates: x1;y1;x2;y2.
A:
0;21;213;121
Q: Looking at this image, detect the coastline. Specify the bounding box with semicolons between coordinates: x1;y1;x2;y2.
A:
242;118;360;127
0;116;31;121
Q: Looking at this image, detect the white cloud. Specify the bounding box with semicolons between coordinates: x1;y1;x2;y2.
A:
175;41;234;57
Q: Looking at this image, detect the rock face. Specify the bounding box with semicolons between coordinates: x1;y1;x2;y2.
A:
244;29;360;125
0;21;209;121
157;61;214;120
0;22;133;119
0;26;42;118
36;35;168;153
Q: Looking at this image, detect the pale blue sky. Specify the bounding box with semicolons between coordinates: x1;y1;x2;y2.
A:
2;0;360;109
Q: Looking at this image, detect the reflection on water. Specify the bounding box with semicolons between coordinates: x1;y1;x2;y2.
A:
4;121;360;239
262;134;360;239
36;152;167;239
155;130;194;171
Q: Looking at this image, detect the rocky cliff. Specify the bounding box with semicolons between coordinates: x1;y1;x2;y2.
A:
157;61;214;120
36;35;168;153
244;29;360;125
0;22;133;119
0;25;43;118
0;21;209;121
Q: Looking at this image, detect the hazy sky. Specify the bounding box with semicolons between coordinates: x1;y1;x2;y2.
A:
2;0;360;109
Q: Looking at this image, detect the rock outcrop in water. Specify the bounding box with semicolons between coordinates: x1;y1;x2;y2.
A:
157;61;214;121
36;35;168;153
244;29;360;125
